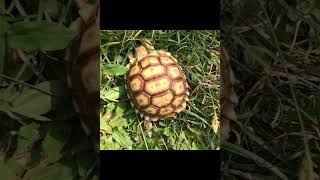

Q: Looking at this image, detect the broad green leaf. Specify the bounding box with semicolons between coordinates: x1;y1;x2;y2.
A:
16;123;40;153
191;141;200;150
104;135;119;150
42;123;69;163
10;81;58;119
163;127;172;137
159;121;166;127
7;21;77;51
112;127;133;149
100;136;106;150
104;64;128;76
106;102;116;112
168;136;175;146
27;164;73;180
9;108;51;121
109;117;128;128
0;160;18;180
102;87;120;102
179;132;187;140
6;156;26;176
76;152;96;178
115;103;126;116
135;143;146;150
100;117;112;133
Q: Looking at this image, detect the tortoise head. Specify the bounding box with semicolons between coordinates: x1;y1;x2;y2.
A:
128;41;155;64
135;45;149;62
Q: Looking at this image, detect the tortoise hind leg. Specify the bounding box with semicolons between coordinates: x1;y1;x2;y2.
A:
143;120;153;130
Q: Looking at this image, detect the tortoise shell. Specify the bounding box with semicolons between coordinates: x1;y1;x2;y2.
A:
125;45;189;126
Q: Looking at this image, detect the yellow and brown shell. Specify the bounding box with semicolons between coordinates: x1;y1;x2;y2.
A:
125;45;189;127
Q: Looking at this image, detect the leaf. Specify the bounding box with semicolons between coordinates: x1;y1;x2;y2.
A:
10;81;57;119
16;123;40;153
27;164;73;180
76;152;96;178
109;117;128;128
9;108;51;121
115;103;126;116
104;64;128;76
163;127;172;137
100;116;112;133
100;136;106;150
7;21;77;51
104;135;119;150
101;87;120;102
42;123;69;163
179;132;187;140
0;160;18;180
112;127;133;149
191;141;200;150
106;102;116;112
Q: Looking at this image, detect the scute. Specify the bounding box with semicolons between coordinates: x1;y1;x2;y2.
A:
135;92;150;107
159;105;174;115
141;65;166;80
167;65;181;79
144;76;171;95
140;56;160;68
172;79;186;95
129;64;141;77
143;105;158;115
160;56;175;65
172;94;185;107
151;90;174;107
130;76;144;92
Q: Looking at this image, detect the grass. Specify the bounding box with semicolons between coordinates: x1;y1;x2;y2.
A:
0;1;98;180
100;30;220;150
222;0;320;179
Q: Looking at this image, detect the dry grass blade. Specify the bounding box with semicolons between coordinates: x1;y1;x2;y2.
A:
224;142;288;180
299;156;319;180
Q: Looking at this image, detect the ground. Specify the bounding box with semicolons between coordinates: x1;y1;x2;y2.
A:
221;0;320;179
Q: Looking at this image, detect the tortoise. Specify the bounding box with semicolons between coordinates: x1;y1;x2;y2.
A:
220;44;238;145
125;42;189;128
67;0;100;151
